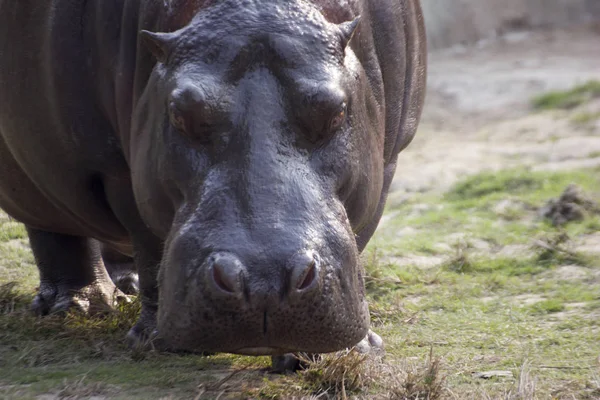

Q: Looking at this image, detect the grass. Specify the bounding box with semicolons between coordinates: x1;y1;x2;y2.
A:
1;167;600;399
366;167;600;398
527;299;565;315
531;80;600;110
572;111;600;126
250;349;446;399
373;167;600;256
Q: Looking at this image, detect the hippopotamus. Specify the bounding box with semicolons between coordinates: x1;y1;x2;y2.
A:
0;0;426;367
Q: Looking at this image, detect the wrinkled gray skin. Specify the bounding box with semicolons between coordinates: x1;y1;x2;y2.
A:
0;0;426;366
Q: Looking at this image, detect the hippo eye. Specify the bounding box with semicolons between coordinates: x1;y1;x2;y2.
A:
328;103;347;132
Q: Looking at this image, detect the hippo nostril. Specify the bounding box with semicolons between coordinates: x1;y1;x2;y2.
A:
209;253;245;295
290;251;320;292
298;260;316;290
212;266;234;293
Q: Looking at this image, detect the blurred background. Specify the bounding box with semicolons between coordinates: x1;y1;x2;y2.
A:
422;0;599;50
389;0;600;194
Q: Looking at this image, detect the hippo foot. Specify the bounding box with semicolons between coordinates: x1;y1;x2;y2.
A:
270;330;384;373
31;280;126;316
354;330;385;355
110;271;140;295
126;304;160;350
125;325;215;356
271;353;320;374
126;326;157;350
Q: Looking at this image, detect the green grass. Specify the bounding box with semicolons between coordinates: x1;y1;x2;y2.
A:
532;80;600;110
444;168;597;204
372;167;600;257
572;111;600;126
364;167;600;398
0;221;27;241
527;298;566;315
445;170;541;201
1;167;600;399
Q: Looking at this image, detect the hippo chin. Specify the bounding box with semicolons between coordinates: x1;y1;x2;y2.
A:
0;0;426;360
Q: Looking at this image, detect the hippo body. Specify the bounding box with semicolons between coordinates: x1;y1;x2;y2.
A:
0;0;426;358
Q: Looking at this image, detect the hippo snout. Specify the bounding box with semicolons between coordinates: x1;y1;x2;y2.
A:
156;229;370;355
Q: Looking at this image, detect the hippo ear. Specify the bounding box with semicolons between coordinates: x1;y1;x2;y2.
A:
140;30;177;63
338;16;361;49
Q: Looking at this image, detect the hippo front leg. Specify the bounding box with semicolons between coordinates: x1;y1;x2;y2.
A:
27;227;126;315
124;231;162;348
98;177;163;347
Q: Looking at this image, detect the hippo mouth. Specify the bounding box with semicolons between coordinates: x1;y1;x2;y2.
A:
233;347;292;356
156;343;294;357
151;329;314;356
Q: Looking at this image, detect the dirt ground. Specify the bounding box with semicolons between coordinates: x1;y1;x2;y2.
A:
393;27;600;195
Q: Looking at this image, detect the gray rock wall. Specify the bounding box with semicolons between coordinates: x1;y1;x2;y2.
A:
421;0;600;49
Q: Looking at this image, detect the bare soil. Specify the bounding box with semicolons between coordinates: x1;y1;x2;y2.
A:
393;28;600;194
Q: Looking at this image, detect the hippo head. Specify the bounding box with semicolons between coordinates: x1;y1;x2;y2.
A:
130;0;384;355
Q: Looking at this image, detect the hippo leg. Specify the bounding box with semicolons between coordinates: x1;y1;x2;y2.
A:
101;243;139;295
270;330;385;373
100;181;163;349
122;233;162;348
27;227;126;315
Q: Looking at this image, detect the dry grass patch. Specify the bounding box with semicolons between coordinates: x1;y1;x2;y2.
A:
297;348;446;400
532;232;594;268
0;282;32;314
50;375;115;399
